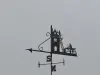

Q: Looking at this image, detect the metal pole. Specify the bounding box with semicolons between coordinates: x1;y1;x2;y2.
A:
51;52;52;75
51;25;53;75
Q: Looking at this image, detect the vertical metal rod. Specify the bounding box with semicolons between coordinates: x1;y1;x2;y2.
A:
51;25;53;75
51;52;52;75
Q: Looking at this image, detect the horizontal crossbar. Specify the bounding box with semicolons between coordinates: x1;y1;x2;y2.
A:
26;48;77;57
39;62;64;65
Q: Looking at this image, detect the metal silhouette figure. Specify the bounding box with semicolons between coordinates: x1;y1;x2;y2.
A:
25;25;77;75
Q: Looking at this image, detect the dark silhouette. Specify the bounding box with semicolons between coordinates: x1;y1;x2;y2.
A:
26;48;32;53
25;25;77;75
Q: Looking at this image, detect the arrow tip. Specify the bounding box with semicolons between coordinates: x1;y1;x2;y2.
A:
26;48;32;53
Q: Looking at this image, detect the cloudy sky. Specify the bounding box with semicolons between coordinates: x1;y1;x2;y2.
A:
0;0;100;75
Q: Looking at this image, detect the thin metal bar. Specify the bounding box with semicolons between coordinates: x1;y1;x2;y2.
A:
26;49;51;53
26;49;77;56
51;52;52;75
40;62;64;65
52;52;77;57
51;25;53;75
38;37;50;50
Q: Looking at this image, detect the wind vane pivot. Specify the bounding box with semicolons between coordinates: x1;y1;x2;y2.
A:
26;25;77;75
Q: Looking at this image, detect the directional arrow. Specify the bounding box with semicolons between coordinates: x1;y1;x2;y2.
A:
26;48;32;53
26;48;77;56
26;48;51;54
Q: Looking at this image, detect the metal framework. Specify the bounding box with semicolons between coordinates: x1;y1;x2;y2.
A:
26;25;77;75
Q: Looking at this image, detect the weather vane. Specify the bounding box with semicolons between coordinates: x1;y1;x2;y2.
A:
26;25;77;75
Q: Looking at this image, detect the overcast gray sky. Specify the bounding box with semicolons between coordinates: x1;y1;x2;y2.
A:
0;0;100;75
